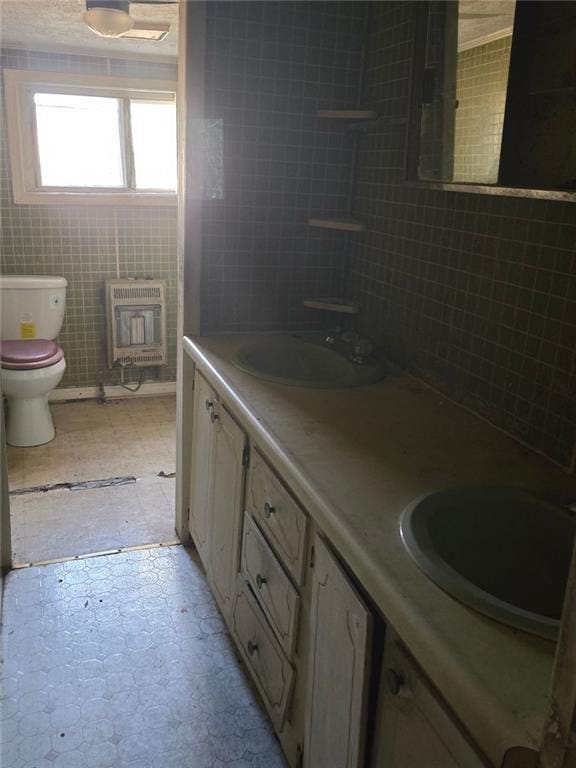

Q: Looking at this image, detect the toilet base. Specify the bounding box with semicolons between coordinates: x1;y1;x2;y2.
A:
2;356;66;447
6;395;56;447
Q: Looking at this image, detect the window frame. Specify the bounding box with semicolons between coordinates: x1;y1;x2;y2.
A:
3;69;178;206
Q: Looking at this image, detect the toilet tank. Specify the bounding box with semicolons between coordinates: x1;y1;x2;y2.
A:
0;276;67;340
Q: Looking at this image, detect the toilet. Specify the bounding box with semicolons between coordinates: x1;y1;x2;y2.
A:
1;276;67;447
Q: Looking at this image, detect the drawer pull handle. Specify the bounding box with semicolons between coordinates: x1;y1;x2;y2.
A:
247;640;258;657
264;502;275;518
385;668;405;696
256;573;267;589
210;411;219;423
205;399;214;411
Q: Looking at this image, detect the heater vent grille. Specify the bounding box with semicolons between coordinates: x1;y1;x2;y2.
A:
116;352;165;365
106;279;167;369
112;286;162;300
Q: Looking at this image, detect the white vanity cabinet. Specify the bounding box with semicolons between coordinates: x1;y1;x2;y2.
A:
188;372;216;566
234;449;307;758
371;638;489;768
187;366;492;768
189;372;248;622
304;533;373;768
206;400;247;621
239;453;372;768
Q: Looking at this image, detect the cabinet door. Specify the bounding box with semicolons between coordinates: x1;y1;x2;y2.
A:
207;403;247;622
189;372;216;568
304;535;372;768
371;640;487;768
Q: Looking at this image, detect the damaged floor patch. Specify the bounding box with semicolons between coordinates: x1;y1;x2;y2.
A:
10;474;176;565
10;475;137;496
7;396;177;565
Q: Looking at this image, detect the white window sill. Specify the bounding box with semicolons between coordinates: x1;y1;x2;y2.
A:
13;190;178;206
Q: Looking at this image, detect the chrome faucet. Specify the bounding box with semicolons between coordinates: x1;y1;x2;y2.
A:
324;326;342;346
349;336;374;365
302;297;373;364
323;329;374;364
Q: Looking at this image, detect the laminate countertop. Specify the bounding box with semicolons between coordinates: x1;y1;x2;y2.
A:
184;333;576;767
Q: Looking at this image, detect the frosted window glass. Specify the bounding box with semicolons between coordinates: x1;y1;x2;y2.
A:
34;93;124;187
130;101;177;191
130;100;178;192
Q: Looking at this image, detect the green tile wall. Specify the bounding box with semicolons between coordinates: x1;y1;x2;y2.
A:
454;36;512;184
200;1;367;333
0;49;178;389
348;2;576;468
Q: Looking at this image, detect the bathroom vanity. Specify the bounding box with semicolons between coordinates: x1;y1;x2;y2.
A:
183;334;576;768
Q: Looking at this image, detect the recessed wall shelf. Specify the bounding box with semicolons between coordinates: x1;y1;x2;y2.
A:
376;116;407;128
317;109;378;120
308;217;365;232
303;297;360;314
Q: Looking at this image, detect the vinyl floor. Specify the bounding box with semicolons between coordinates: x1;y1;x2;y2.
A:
0;545;286;768
7;397;177;565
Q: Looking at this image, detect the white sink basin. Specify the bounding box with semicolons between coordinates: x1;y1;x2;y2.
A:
400;487;575;640
233;335;388;388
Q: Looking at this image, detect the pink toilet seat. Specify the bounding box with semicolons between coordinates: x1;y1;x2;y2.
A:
1;339;64;370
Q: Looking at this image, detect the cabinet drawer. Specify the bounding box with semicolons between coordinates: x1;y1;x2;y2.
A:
232;576;295;731
241;513;300;659
246;449;308;585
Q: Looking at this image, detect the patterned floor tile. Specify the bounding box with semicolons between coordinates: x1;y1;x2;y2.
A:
0;546;287;768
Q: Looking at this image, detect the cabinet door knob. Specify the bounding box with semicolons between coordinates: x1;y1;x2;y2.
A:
385;668;405;696
205;399;214;411
210;411;219;423
256;573;267;589
247;640;258;657
264;502;275;518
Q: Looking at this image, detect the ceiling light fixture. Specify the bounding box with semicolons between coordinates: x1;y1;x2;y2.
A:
122;21;170;41
84;0;134;38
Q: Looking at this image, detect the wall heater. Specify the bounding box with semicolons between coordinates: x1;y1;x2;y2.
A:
105;279;167;368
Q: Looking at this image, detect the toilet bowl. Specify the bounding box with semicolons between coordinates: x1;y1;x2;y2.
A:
0;275;68;447
1;340;66;446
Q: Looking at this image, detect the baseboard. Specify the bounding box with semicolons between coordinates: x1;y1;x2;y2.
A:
49;381;177;402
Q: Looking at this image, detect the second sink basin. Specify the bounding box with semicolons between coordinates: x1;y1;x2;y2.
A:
233;334;388;388
400;487;575;640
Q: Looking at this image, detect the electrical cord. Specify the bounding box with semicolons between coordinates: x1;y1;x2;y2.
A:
97;361;156;398
119;362;144;393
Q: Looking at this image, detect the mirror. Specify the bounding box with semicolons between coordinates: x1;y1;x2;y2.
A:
410;0;576;199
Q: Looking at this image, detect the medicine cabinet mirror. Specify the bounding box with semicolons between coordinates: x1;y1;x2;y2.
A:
408;0;576;201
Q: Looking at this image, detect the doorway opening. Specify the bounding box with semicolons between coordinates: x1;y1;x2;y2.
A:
1;0;180;567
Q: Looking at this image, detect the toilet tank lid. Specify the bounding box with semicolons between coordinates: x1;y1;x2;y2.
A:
0;275;67;289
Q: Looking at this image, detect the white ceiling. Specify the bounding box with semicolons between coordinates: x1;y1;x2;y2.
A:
0;0;513;63
459;0;516;49
0;0;178;59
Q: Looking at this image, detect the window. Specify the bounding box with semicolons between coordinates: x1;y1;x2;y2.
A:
3;69;177;205
34;93;125;188
129;101;177;191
